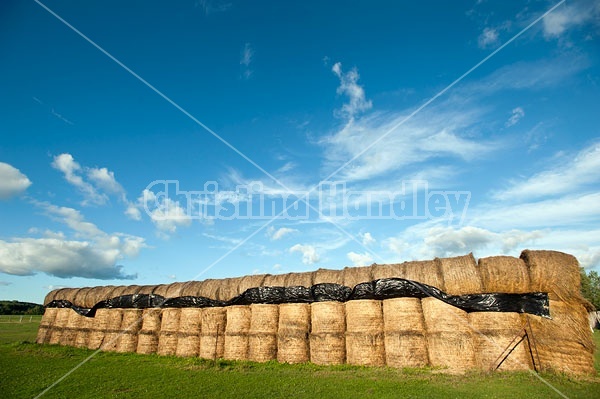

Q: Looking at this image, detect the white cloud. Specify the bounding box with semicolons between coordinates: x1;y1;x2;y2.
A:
505;107;524;127
289;244;320;265
332;62;372;120
0;162;31;199
87;167;124;196
125;203;142;221
195;0;232;15
240;42;253;79
149;198;192;234
0;202;145;279
360;232;376;246
478;27;499;48
52;153;107;205
347;251;373;266
493;142;600;201
267;226;298;240
543;1;600;39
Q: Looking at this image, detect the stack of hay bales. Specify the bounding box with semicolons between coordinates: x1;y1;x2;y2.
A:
37;250;595;375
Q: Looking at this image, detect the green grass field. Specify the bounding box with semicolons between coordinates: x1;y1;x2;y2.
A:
1;318;599;398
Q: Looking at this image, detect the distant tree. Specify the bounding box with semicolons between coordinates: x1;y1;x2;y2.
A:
0;300;44;315
581;268;600;310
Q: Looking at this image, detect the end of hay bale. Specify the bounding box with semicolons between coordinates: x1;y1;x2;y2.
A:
521;250;581;301
479;256;531;294
437;253;483;295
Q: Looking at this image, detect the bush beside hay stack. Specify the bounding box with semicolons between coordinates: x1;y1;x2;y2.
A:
310;302;346;365
468;312;530;371
223;306;251;361
136;308;162;354
383;298;428;368
278;303;310;364
157;309;181;356
345;300;385;366
199;307;226;360
116;309;143;353
479;256;531;294
522;250;581;301
248;304;279;362
527;300;595;374
422;297;475;372
437;254;483;295
176;308;203;357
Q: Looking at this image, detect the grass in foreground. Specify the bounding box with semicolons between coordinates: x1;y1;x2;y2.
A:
0;319;598;399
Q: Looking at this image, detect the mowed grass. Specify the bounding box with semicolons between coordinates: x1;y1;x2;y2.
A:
0;318;599;399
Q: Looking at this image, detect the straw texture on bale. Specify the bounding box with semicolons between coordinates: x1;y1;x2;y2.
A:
422;297;475;372
285;272;314;288
73;288;91;308
176;308;203;357
87;308;112;350
237;275;267;296
152;284;170;298
437;254;483;295
157;309;181;356
342;266;373;289
196;280;222;301
313;268;343;285
100;309;124;351
468;312;530;371
86;286;118;309
479;256;531;294
61;309;83;346
277;303;310;364
165;282;186;299
74;312;93;348
370;263;403;280
310;301;346;365
136;308;162;354
179;281;203;297
383;298;428;368
48;308;71;345
262;274;288;288
522;250;581;301
136;285;157;296
218;277;243;302
36;308;58;344
527;300;595;374
345;300;385;366
223;306;251;360
199;307;226;360
116;309;143;353
248;304;279;362
400;260;446;291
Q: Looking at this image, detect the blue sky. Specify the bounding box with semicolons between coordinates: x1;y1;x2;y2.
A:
1;0;599;304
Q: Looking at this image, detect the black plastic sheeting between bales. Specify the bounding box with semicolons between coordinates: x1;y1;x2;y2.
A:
46;278;550;318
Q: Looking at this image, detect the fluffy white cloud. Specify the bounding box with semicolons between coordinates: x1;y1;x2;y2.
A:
505;107;524;127
347;251;373;266
268;226;298;240
52;153;107;205
332;62;372;120
478;27;499;48
493;143;600;201
240;42;253;79
289;244;320;265
0;162;31;199
0;202;144;279
360;232;376;246
543;1;600;39
87;167;124;196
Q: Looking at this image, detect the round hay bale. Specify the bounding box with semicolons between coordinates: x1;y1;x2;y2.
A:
248;304;279;362
152;284;170;298
165;282;186;299
479;256;531;294
73;288;91;308
116;309;143;353
36;308;58;344
422;297;475;372
237;274;267;295
527;300;595;374
179;281;203;297
199;307;226;360
345;300;385;366
401;260;446;291
157;309;181;356
87;308;113;350
136;285;156;296
285;272;313;288
176;308;203;357
223;305;251;361
468;312;530;371
310;302;346;365
197;280;221;301
383;298;428;368
313;268;343;285
43;288;61;306
277;303;310;364
85;286;117;309
521;250;581;301
262;273;288;287
123;285;143;296
48;308;71;345
74;314;93;348
136;308;162;354
217;277;243;302
437;254;483;295
100;310;124;352
342;266;373;289
370;263;403;280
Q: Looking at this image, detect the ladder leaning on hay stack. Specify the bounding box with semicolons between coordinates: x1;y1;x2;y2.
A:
36;250;596;375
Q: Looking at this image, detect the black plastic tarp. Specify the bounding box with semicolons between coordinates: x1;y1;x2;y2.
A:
46;278;550;318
